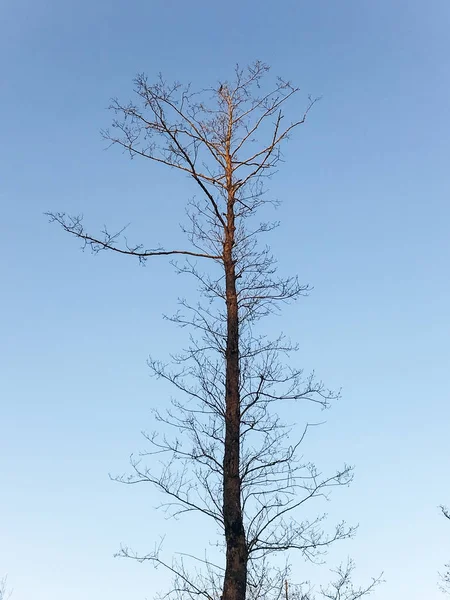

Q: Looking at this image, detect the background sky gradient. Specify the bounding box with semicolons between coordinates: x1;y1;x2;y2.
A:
1;1;449;599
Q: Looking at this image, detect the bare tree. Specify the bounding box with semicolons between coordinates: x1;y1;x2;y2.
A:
47;62;378;600
439;505;450;594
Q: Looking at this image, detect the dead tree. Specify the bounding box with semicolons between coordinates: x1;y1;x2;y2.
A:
47;62;377;600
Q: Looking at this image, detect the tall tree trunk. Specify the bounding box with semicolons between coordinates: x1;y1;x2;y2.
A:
222;188;248;600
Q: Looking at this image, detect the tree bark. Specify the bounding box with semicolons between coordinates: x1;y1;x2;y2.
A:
222;155;248;600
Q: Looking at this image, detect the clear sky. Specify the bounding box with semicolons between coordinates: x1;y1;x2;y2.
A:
1;1;449;599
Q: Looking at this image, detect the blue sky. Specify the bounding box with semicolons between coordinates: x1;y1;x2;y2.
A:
1;1;449;599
